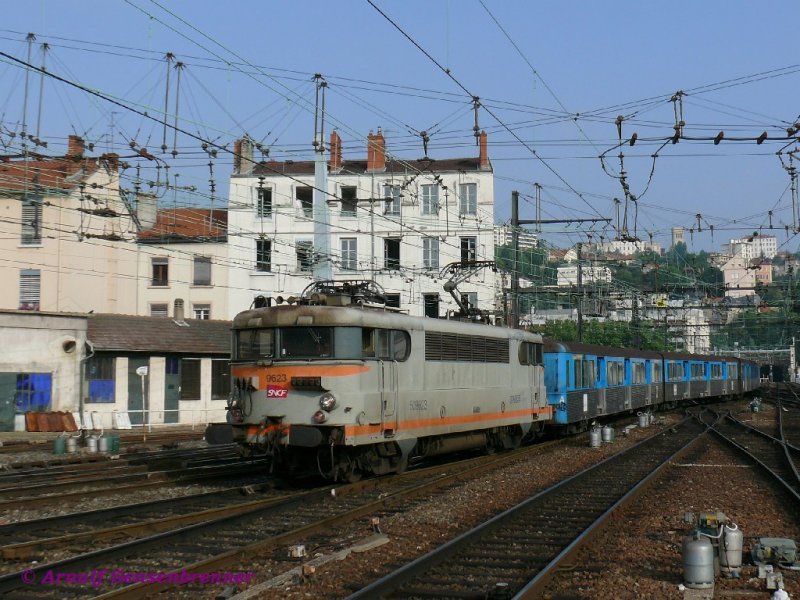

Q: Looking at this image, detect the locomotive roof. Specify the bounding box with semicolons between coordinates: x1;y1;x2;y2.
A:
233;304;542;342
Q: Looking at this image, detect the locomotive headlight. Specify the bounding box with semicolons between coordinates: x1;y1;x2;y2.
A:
319;392;337;412
312;410;328;424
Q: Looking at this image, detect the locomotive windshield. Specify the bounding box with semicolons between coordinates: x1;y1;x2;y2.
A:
234;326;409;362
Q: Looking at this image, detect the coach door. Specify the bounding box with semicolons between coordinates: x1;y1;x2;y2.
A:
379;360;398;435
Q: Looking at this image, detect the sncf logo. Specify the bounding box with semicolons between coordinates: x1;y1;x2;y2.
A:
267;385;288;398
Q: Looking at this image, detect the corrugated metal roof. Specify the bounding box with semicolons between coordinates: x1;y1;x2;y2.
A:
88;313;231;355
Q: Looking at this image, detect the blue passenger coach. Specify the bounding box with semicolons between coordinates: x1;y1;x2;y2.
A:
543;341;662;430
544;340;759;430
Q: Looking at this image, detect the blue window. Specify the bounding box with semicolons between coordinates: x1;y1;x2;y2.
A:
166;357;180;375
15;373;52;412
86;356;115;403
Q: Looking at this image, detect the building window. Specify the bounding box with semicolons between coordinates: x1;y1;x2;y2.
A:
423;293;440;318
193;256;211;286
15;373;52;412
460;292;478;312
340;186;358;217
385;293;401;309
180;359;201;400
383;184;401;216
21;199;42;244
459;183;477;216
211;359;229;400
460;236;477;263
150;303;168;317
341;238;357;271
384;238;401;270
421;184;439;215
85;356;115;403
296;240;313;272
193;304;211;320
296;186;313;217
19;269;40;311
423;237;439;270
151;257;169;287
257;187;273;218
256;239;272;272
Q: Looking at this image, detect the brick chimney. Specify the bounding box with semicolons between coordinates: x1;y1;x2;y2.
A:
233;139;242;174
329;130;342;171
479;130;490;170
366;128;386;172
233;137;255;175
67;135;85;159
100;153;119;173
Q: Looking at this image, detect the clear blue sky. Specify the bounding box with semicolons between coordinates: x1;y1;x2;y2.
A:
2;1;798;253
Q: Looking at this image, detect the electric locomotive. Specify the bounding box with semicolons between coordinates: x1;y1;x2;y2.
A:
224;280;549;481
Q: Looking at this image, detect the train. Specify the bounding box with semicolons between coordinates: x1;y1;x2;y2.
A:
218;280;760;481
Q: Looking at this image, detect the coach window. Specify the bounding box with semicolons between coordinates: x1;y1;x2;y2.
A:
632;362;645;384
584;359;596;387
607;361;623;386
653;362;662;383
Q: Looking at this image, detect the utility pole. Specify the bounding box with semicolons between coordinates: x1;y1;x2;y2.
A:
312;74;332;281
511;191;520;328
510;191;610;329
577;242;583;342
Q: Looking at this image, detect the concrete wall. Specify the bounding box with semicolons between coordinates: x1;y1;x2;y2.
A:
0;312;87;417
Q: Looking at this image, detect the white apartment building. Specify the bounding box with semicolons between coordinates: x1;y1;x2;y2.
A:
594;239;661;255
494;225;538;250
727;234;777;260
227;129;496;318
556;265;612;286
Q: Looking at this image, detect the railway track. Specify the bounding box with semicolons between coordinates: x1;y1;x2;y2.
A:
0;446;240;490
709;409;800;501
0;440;571;599
0;481;291;564
0;458;272;512
347;414;705;599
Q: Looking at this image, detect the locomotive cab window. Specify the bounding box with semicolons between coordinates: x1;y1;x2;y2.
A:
361;328;411;361
236;329;275;360
518;342;543;366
